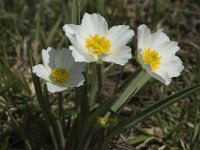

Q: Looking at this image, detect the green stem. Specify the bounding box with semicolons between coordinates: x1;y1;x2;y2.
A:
96;63;102;93
114;66;124;93
88;63;99;106
49;126;59;150
58;92;64;129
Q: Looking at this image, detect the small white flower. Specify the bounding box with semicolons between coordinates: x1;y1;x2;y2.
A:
137;24;184;85
32;47;85;93
63;13;134;66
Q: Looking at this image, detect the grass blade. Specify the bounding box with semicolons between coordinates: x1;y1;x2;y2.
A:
46;18;62;46
101;83;200;149
77;94;118;150
126;135;151;145
121;83;200;128
0;82;15;95
97;0;106;15
29;51;65;150
71;0;79;24
190;104;200;149
8;111;32;150
110;69;151;113
110;83;200;137
58;92;64;130
66;83;89;149
0;136;9;150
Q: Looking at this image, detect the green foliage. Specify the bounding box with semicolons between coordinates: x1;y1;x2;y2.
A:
0;136;9;150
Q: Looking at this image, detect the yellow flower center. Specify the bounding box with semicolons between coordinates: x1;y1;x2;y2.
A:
85;34;111;57
142;48;161;71
51;67;69;84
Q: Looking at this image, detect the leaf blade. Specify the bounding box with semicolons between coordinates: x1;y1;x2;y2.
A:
117;83;200;131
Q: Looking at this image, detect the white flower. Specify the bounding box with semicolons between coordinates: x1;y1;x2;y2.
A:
32;47;85;93
137;24;184;85
63;13;134;66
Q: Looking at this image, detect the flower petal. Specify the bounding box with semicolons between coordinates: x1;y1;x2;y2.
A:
150;69;171;85
63;15;103;63
156;41;180;57
63;24;79;36
137;24;151;50
162;56;184;77
55;48;74;70
46;82;67;93
69;45;96;62
106;25;134;49
42;47;56;73
66;74;85;87
63;24;85;45
150;31;170;49
81;13;108;37
69;62;86;74
102;46;132;66
32;64;51;81
137;25;183;85
137;48;152;71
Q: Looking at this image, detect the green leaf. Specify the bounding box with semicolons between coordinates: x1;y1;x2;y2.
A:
66;83;89;149
192;123;200;142
191;105;200;149
0;82;15;95
73;83;89;147
17;73;32;96
0;136;9;150
77;94;118;150
35;1;43;44
46;17;62;46
29;51;65;150
110;69;151;113
127;135;151;145
8;111;32;150
97;0;105;15
101;83;200;149
115;68;142;93
71;0;79;24
66;118;79;150
116;83;200;131
61;0;70;23
76;84;89;123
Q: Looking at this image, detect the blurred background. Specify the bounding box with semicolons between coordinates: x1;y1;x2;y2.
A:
0;0;200;149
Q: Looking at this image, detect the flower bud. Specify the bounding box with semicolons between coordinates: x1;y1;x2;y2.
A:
97;117;108;128
108;115;119;127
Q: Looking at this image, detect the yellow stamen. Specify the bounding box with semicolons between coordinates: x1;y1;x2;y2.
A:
142;48;161;71
51;67;69;84
86;34;111;57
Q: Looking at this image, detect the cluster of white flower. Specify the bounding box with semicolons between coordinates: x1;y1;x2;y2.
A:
33;13;184;93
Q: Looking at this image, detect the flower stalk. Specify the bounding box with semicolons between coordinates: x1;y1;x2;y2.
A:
58;92;64;130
